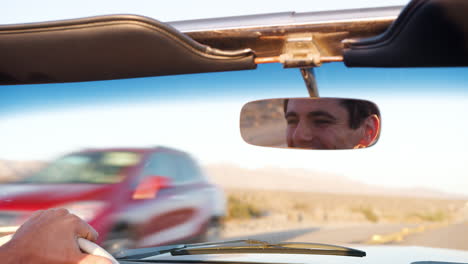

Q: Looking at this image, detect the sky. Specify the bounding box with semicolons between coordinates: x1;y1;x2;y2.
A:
1;0;468;196
1;63;468;195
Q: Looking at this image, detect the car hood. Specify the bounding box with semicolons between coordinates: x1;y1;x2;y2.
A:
0;183;114;210
140;245;468;264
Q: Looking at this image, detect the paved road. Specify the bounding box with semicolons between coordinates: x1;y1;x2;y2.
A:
225;223;415;245
396;221;468;250
224;222;468;251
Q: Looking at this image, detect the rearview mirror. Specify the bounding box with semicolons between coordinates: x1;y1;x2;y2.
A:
240;98;381;150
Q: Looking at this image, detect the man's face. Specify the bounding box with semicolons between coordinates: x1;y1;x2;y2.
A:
285;99;364;149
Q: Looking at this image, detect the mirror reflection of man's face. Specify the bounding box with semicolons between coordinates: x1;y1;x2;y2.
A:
285;99;365;149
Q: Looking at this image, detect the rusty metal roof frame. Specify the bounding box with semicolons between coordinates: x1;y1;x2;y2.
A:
171;6;403;66
0;6;403;85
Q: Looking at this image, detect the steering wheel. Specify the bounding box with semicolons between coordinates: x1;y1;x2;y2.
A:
0;233;119;264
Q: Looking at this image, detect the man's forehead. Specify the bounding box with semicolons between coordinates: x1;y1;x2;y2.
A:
287;99;344;113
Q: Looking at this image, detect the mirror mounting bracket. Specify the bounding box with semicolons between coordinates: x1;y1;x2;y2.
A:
280;33;323;68
279;33;321;97
254;33;343;66
300;68;319;98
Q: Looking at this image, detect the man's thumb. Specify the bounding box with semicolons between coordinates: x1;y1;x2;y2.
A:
78;254;114;264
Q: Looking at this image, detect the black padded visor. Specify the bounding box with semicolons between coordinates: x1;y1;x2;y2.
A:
0;15;256;85
344;0;468;67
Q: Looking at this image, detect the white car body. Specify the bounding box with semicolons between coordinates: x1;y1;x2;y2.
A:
142;246;468;264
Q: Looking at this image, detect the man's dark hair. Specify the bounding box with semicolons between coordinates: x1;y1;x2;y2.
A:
338;99;380;129
283;98;380;129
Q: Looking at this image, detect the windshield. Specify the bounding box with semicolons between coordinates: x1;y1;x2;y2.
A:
17;152;140;184
1;63;467;254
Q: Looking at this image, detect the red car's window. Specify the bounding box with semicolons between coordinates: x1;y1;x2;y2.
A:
19;152;141;184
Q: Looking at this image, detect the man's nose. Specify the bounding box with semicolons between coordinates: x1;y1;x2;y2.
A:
294;120;315;142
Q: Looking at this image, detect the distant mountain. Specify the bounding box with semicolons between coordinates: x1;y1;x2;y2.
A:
204;164;467;200
0;160;464;200
0;160;46;182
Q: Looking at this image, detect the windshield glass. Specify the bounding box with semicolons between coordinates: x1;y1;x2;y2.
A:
17;152;141;184
1;63;467;255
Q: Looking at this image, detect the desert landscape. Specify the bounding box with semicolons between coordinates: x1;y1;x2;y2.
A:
221;188;467;237
0;160;46;183
240;98;287;147
1;160;467;249
204;165;468;248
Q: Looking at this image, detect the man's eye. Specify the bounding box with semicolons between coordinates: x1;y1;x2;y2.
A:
313;119;332;126
286;118;298;125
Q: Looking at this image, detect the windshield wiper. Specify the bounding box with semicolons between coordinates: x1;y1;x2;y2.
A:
115;239;366;260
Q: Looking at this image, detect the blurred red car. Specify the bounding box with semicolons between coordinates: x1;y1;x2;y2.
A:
0;146;226;252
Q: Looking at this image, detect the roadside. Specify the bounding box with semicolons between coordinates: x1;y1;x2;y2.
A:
222;220;468;250
220;189;468;250
222;221;418;245
383;220;468;251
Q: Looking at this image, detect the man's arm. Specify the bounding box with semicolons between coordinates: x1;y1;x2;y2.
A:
0;241;17;263
0;208;111;264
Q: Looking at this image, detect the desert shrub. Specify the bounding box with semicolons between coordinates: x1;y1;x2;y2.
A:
292;202;309;211
227;195;263;219
410;210;448;222
352;206;379;223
